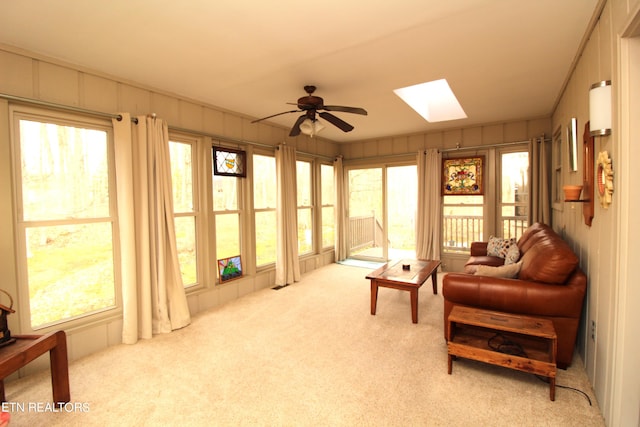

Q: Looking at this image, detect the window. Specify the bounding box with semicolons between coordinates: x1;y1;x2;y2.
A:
169;138;198;287
552;126;564;210
253;154;277;266
13;111;117;329
213;146;242;272
442;149;529;253
320;164;335;249
442;195;484;254
297;160;313;254
499;151;529;240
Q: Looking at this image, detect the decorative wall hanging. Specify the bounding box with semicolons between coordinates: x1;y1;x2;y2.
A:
217;255;243;283
582;122;595;226
213;147;246;177
442;156;484;195
596;151;614;209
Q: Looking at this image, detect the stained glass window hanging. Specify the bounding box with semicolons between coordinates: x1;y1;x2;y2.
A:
213;147;246;177
442;156;484;195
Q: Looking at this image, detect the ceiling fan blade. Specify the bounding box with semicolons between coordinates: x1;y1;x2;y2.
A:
319;112;354;132
289;114;307;137
323;105;368;115
288;101;317;110
251;109;300;123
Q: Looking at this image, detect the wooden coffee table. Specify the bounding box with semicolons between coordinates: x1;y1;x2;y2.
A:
367;259;441;323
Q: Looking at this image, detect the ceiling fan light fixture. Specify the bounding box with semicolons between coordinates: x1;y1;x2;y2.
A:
300;118;324;137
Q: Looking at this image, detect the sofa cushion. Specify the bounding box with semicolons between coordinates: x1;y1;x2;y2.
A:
517;222;548;252
518;235;578;284
473;261;522;278
463;255;505;273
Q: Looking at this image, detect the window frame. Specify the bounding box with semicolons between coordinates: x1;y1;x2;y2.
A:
168;134;202;289
552;125;564;212
496;147;530;241
211;142;245;282
252;151;277;269
10;106;122;332
296;158;314;256
319;162;335;251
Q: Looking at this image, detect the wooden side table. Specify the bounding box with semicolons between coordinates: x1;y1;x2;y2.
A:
447;306;557;400
0;330;70;403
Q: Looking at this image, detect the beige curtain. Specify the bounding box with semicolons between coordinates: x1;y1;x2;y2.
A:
530;136;551;224
333;156;348;261
416;149;442;260
275;144;300;286
113;114;191;344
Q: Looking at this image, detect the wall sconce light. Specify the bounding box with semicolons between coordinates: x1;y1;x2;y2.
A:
589;80;612;136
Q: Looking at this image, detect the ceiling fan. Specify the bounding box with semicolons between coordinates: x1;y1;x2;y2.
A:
251;85;368;137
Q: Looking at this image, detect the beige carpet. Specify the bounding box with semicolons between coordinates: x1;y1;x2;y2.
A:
4;263;605;426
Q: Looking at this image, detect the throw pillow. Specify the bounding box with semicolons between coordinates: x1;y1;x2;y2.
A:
486;236;517;259
474;261;522;279
504;243;521;265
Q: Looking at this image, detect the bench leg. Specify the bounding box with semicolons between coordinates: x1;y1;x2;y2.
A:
49;332;70;404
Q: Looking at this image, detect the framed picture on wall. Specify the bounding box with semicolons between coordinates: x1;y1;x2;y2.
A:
442;156;484;195
217;255;243;283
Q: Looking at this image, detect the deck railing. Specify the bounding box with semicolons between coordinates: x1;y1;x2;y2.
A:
443;215;528;253
501;216;529;240
349;215;376;251
351;214;528;255
443;215;483;252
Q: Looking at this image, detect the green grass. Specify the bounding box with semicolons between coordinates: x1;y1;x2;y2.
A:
27;224;115;327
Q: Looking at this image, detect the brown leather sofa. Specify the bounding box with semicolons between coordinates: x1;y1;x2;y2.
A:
442;222;587;368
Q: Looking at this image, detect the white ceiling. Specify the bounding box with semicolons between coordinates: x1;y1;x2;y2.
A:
0;0;599;143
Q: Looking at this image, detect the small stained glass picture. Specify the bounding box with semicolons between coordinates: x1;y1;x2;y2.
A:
213;147;246;177
217;255;243;283
442;156;484;195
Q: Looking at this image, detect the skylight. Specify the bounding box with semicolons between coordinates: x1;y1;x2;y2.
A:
394;79;467;123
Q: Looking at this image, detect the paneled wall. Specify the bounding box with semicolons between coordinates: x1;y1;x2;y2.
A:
340;119;549;160
551;0;640;425
0;45;339;371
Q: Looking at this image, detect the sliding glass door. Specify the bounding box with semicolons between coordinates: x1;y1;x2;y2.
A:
347;164;416;261
348;168;383;259
387;165;417;259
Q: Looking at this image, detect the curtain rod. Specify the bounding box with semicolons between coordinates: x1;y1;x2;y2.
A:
0;92;334;161
440;139;545;152
169;125;334;161
346;138;546;162
0;92;135;122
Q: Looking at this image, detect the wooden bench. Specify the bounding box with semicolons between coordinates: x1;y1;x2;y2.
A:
447;306;557;400
0;330;70;403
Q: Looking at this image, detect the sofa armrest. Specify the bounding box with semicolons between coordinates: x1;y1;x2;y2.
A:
469;241;489;256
